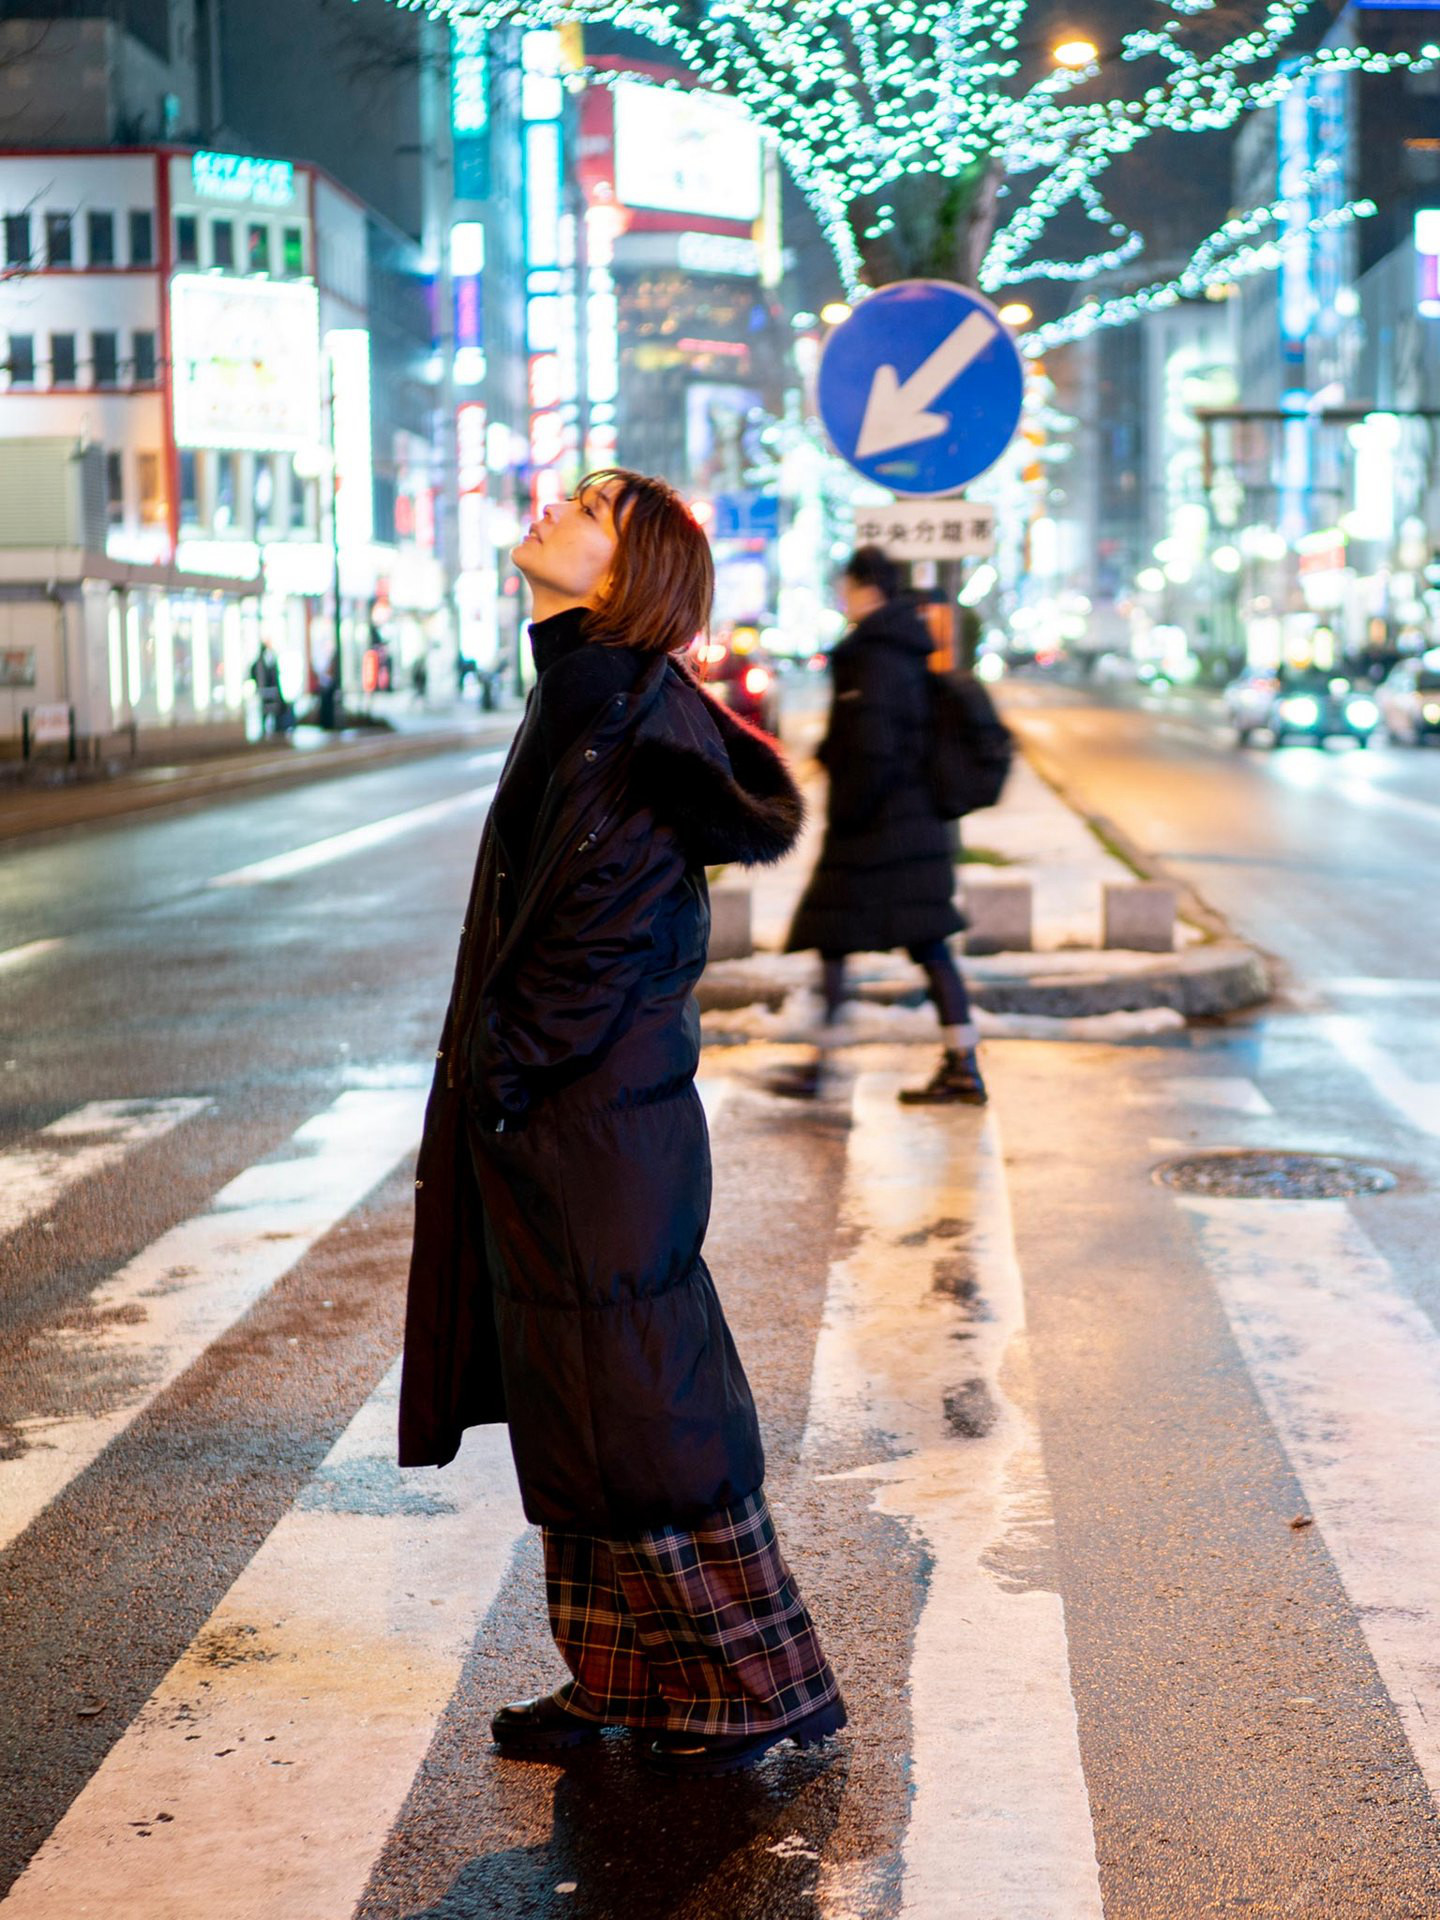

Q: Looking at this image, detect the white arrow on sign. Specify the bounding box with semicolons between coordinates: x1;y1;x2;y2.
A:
854;310;1000;461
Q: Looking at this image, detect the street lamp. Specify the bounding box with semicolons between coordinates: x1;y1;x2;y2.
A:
1053;36;1100;69
998;301;1034;328
820;301;853;326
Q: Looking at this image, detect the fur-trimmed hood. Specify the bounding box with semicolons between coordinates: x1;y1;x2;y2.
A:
628;658;805;868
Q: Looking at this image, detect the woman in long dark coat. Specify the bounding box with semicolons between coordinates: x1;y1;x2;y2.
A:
781;544;987;1105
398;469;844;1778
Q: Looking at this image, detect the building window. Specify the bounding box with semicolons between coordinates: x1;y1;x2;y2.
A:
46;213;73;267
106;451;125;526
211;218;235;270
175;214;199;266
138;452;165;526
50;333;77;386
247;222;271;274
129;209;154;266
93;331;119;387
251;456;269;532
4;212;30;267
88;210;115;266
215;452;238;531
6;333;35;386
282;225;305;277
133;330;157;384
179;450;199;530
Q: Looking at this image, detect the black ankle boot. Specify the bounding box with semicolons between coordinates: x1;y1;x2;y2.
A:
898;1048;987;1106
765;1051;829;1100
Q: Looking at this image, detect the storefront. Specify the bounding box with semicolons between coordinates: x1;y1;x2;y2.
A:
0;549;261;758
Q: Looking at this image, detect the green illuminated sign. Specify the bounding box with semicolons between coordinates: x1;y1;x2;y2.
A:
191;150;296;208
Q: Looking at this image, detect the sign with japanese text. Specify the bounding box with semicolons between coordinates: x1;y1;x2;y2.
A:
851;499;995;560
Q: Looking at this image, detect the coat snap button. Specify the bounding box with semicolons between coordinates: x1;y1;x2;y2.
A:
584;748;598;762
435;1047;444;1059
414;1178;424;1190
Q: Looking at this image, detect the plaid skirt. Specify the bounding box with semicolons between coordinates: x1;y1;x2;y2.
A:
543;1489;840;1737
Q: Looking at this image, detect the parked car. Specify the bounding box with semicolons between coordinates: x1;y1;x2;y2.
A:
691;622;783;735
1376;651;1440;745
1224;666;1380;747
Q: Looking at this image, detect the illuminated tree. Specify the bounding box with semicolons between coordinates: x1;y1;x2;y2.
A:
399;0;1437;349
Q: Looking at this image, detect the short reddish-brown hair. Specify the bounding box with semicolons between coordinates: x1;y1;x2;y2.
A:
580;468;714;654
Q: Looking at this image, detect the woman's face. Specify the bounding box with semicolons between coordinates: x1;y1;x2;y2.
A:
512;483;620;607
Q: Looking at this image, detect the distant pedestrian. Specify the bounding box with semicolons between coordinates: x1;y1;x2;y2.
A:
410;651;429;707
398;468;845;1777
248;642;283;736
777;545;998;1105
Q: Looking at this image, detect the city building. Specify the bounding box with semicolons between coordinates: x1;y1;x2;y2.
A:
1222;2;1440;669
0;140;446;751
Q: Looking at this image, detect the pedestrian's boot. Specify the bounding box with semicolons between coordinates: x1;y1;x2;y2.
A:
490;1686;605;1755
765;1048;831;1101
898;1047;988;1107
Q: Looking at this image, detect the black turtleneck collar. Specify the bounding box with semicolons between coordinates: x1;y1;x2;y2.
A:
528;605;591;678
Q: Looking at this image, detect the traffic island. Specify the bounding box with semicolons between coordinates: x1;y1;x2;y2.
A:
702;745;1271;1033
698;940;1269;1025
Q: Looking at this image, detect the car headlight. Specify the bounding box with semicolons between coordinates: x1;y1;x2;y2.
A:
1278;696;1321;727
1424;702;1440;724
1345;698;1379;729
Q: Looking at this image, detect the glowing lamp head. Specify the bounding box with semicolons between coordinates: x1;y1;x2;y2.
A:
743;665;772;697
998;302;1034;328
1053;37;1099;69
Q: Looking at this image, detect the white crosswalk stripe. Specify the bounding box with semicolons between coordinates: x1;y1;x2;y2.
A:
12;1050;1440;1914
0;1367;526;1920
804;1072;1104;1920
1180;1193;1440;1814
0;1098;210;1241
0;1087;424;1555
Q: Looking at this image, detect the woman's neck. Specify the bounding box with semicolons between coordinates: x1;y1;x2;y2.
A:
527;587;596;626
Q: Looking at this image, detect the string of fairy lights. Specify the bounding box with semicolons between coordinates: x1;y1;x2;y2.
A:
398;0;1440;346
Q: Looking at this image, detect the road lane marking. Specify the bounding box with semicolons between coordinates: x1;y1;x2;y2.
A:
0;1088;423;1555
0;939;64;974
207;785;497;889
0;1099;210;1241
1323;1015;1440;1140
1317;978;1440;1000
803;1072;1103;1920
0;1366;525;1920
697;1075;732;1133
1137;1076;1274;1117
1182;1195;1440;1813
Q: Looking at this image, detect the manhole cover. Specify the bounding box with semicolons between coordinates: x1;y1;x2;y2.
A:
1155;1150;1397;1199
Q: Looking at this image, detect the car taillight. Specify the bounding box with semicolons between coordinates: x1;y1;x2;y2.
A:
743;666;771;696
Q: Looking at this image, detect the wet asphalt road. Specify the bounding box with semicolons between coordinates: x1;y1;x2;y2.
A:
5;695;1440;1918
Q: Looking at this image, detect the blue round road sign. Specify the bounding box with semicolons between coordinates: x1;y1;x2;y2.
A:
817;280;1025;498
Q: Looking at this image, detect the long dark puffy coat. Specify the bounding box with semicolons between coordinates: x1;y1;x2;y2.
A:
786;599;963;956
398;646;804;1534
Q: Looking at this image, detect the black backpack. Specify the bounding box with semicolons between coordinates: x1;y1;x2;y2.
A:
926;670;1013;819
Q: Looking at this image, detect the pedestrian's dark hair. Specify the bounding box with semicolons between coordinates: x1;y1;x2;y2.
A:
843;544;901;603
581;468;714;654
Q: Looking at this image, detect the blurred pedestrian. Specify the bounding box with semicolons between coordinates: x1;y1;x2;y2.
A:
776;545;990;1106
398;469;845;1778
248;641;283;736
410;651;429;707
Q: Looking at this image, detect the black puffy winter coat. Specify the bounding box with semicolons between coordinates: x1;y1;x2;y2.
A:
398;629;804;1533
786;599;963;957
